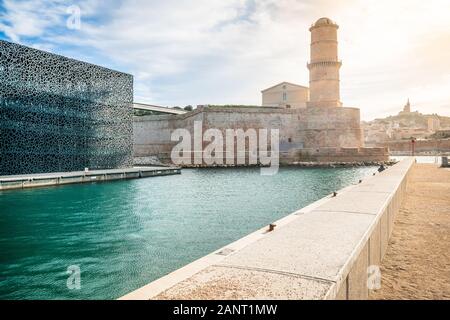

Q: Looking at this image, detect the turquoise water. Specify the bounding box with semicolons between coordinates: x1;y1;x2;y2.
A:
0;167;377;300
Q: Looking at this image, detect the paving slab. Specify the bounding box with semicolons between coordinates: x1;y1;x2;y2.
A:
354;179;401;193
220;210;376;282
153;265;332;300
312;191;392;215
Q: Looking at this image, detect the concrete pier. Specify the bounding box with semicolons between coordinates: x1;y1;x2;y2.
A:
120;158;414;300
0;166;181;191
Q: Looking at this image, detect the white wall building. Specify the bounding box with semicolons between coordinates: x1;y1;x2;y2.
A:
261;82;309;109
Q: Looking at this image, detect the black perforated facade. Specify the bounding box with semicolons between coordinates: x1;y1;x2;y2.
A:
0;40;133;175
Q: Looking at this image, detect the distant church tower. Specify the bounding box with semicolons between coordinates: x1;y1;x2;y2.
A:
307;17;342;108
403;98;411;113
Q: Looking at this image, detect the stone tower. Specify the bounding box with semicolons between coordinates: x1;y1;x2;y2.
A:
307;17;342;108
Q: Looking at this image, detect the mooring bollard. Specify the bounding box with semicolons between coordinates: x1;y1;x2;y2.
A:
442;156;449;168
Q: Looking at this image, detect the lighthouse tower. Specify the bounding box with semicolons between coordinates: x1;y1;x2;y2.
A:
307;17;342;108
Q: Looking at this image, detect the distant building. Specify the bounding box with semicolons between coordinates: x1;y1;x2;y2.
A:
261;82;309;109
428;117;440;132
432;129;450;139
398;98;420;116
403;99;411;113
0;40;133;175
391;128;429;140
363;98;447;145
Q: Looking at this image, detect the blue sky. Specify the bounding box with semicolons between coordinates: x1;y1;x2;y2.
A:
1;0;449;120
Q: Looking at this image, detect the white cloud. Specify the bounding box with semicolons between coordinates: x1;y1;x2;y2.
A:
1;0;449;119
0;0;63;42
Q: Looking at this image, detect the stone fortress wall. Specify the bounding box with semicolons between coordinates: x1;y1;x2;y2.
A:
134;105;387;165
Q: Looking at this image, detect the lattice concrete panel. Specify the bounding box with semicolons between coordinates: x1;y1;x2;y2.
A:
0;40;133;175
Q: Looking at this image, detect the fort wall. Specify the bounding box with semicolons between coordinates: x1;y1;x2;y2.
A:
133;106;387;165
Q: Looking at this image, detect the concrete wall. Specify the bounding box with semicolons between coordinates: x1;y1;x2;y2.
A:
296;147;389;163
0;167;181;191
384;139;450;154
120;158;414;300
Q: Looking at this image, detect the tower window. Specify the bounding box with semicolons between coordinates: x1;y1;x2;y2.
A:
282;92;287;101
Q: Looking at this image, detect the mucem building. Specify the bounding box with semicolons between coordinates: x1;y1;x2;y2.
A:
0;40;133;175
